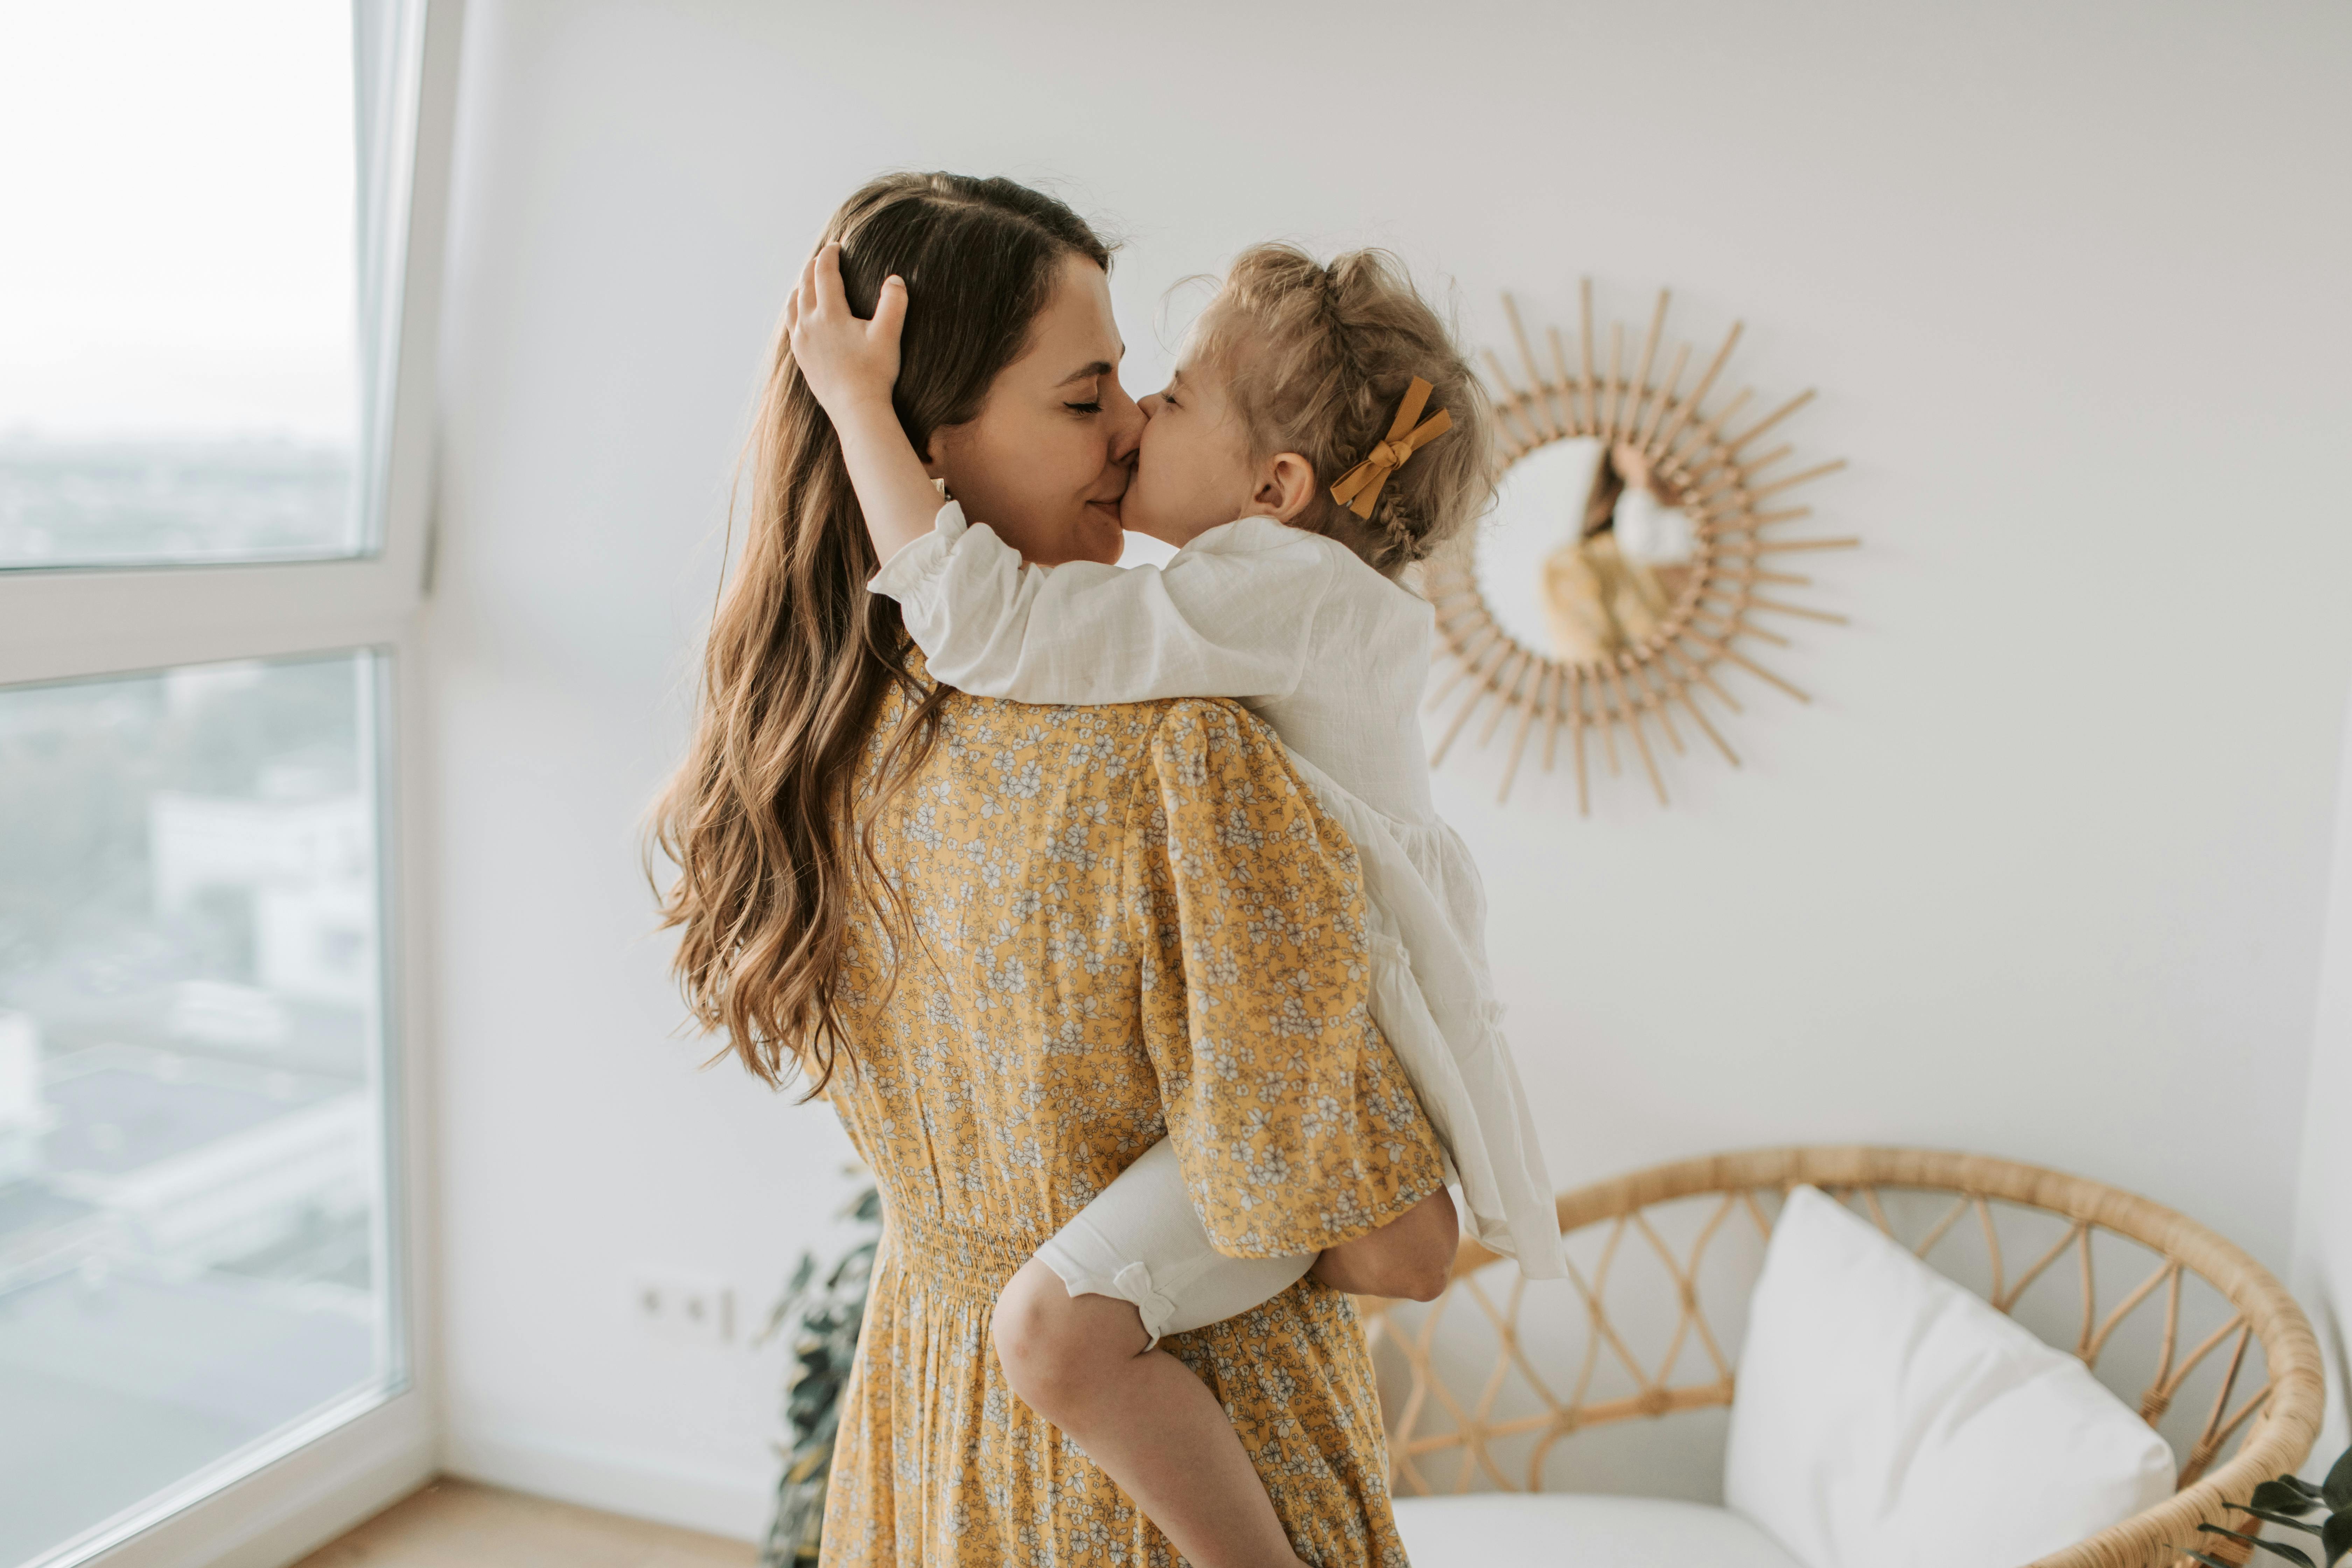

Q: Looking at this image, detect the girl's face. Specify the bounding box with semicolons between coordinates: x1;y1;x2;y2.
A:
924;253;1143;567
1124;353;1260;549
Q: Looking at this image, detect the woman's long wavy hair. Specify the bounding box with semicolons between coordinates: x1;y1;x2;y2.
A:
651;173;1112;1094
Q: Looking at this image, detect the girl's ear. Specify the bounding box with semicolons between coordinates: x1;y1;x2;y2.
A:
1254;452;1320;523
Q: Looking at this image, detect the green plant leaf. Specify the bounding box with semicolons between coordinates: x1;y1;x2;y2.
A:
2326;1441;2352;1511
759;1180;881;1568
2228;1502;2328;1536
2203;1524;2317;1568
2283;1475;2327;1500
2253;1534;2324;1568
2256;1481;2327;1516
2322;1511;2351;1568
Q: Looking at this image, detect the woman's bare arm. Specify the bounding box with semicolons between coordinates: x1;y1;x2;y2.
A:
1309;1187;1458;1301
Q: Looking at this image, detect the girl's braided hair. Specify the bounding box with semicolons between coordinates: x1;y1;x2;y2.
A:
1192;244;1497;576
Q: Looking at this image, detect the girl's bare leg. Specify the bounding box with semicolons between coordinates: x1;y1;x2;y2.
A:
991;1258;1309;1568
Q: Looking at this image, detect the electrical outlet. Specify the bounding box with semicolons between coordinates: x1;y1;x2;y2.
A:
633;1273;735;1346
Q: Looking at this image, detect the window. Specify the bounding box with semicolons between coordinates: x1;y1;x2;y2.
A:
0;656;393;1568
1;4;379;570
0;5;452;1566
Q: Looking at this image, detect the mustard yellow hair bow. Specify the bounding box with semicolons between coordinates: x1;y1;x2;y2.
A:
1329;376;1453;519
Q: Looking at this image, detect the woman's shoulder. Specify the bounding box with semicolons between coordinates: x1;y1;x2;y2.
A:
864;680;1308;850
1141;692;1288;742
891;632;1311;797
1124;697;1323;816
919;678;1284;771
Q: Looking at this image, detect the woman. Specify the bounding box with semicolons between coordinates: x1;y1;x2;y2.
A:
654;173;1453;1566
1541;439;1699;661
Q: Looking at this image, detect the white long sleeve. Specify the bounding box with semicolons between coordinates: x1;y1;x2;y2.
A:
871;504;1339;706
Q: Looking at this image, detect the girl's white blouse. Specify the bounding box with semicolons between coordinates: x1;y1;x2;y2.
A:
873;504;1562;1277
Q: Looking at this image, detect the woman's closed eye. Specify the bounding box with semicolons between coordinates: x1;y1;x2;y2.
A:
1063;399;1104;415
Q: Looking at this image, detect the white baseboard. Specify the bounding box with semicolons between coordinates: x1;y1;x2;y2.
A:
442;1427;774;1542
87;1391;437;1568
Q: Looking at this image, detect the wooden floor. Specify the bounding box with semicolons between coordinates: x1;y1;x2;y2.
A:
292;1478;757;1568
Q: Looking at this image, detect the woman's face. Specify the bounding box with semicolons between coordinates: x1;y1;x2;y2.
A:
924;253;1143;567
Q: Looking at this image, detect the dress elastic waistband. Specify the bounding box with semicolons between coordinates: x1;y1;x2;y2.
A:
881;1207;1030;1300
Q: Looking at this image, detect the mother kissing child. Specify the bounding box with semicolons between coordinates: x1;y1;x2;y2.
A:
658;171;1558;1566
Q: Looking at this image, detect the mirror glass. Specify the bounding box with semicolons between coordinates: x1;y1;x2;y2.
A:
1473;436;1703;666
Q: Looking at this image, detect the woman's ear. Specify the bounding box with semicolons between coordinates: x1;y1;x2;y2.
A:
919;424;953;482
1253;452;1321;524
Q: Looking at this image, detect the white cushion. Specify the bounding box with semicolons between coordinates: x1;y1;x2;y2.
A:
1723;1185;2174;1568
1393;1494;1805;1568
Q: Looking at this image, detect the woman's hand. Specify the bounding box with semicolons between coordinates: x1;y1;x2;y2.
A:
1309;1188;1459;1301
787;241;906;417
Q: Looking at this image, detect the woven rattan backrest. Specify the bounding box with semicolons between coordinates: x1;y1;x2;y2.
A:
1359;1147;2323;1568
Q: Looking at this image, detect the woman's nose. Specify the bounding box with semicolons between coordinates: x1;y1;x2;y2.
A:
1106;382;1146;462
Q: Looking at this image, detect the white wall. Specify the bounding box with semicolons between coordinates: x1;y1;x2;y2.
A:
2293;694;2352;1475
427;0;2352;1534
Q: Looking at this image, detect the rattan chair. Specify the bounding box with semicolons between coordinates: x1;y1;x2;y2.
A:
1360;1147;2325;1568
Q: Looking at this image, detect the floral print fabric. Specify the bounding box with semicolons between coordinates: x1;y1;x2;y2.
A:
818;676;1445;1566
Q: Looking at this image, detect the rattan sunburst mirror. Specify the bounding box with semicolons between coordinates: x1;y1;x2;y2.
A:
1420;282;1856;811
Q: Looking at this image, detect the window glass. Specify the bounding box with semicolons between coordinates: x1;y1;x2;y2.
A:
0;653;394;1564
0;4;364;568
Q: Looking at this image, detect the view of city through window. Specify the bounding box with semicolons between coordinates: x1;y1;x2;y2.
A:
0;440;357;569
0;3;364;569
0;655;392;1564
0;4;406;1560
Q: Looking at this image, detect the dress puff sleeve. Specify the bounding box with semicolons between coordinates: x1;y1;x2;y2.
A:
1122;699;1447;1258
871;504;1337;705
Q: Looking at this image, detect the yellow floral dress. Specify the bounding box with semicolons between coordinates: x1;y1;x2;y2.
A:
818;670;1447;1566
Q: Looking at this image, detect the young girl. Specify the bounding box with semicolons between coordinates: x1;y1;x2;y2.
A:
789;238;1560;1564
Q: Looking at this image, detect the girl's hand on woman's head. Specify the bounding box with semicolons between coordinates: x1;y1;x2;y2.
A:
786;241;906;417
1611;439;1682;505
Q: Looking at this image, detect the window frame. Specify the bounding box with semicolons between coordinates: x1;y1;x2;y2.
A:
0;3;464;1564
0;0;454;668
